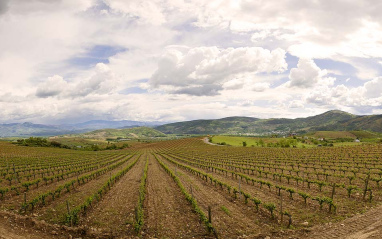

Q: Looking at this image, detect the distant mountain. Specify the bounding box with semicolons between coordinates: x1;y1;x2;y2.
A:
80;127;167;139
155;110;382;135
154;116;261;135
0;120;166;137
0;122;74;137
69;120;163;130
2;110;381;137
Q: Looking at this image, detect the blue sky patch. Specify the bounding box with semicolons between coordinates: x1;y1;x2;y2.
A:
120;87;148;95
68;45;127;68
315;58;357;76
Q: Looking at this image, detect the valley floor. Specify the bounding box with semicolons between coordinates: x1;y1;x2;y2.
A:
1;138;382;238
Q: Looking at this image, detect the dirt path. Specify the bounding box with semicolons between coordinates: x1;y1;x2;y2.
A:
306;204;382;239
202;137;221;146
143;153;208;238
82;154;145;237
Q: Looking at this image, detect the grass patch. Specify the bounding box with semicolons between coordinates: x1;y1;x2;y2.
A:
211;136;314;148
211;136;266;147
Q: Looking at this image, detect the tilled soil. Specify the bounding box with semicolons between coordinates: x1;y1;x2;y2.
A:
306;204;382;239
0;220;53;239
157;154;272;238
1;155;129;211
34;155;138;224
166;154;326;225
164;153;380;226
0;210;77;239
143;154;209;238
82;154;145;237
2;144;382;239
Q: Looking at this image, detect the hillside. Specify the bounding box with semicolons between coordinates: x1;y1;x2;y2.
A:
155;110;382;135
155;116;260;134
2;110;382;137
0;122;80;137
0;120;165;137
81;127;167;139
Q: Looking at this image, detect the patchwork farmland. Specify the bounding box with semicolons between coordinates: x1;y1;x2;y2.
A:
1;138;382;238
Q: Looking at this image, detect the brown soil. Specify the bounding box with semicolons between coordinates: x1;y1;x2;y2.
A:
1;155;129;211
157;154;273;238
202;137;221;146
34;155;138;224
143;153;208;238
81;153;145;237
306;204;382;239
0;210;82;239
165;153;329;225
2;139;382;239
0;218;54;239
163;152;381;226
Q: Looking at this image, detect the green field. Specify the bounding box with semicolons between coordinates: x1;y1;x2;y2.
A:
210;133;379;148
210;135;315;148
211;135;270;147
310;131;357;139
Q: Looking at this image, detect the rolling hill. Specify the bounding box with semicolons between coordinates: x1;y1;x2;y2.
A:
0;120;166;137
153;116;260;135
155;110;382;135
2;110;382;137
80;127;167;139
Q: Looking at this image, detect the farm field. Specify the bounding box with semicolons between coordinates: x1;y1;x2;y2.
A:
1;138;382;238
210;134;377;148
210;135;316;148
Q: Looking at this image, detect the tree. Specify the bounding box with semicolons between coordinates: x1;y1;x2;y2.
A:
259;139;265;147
242;141;247;147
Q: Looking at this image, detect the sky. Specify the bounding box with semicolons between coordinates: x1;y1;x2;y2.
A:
0;0;382;124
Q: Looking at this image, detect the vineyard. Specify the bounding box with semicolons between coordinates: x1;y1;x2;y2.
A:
1;138;382;238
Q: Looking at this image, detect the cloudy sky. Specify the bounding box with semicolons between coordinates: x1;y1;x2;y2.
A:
1;0;382;124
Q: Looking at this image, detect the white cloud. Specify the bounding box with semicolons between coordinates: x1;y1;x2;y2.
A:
0;0;9;15
222;78;245;90
1;0;382;123
300;77;382;110
72;63;120;97
288;100;304;109
250;82;270;92
364;77;382;98
36;75;69;98
288;59;332;88
105;0;166;25
35;63;120;99
149;46;287;95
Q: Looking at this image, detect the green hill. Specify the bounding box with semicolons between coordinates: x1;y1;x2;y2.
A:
154;116;260;134
155;110;382;135
349;130;380;139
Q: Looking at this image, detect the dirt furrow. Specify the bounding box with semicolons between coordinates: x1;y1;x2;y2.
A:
33;154;138;224
179;157;325;225
157;154;272;238
308;204;382;239
143;154;208;238
0;155;130;211
81;154;146;237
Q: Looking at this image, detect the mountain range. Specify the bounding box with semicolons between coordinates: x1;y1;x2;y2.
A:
0;120;165;137
1;110;382;137
154;110;382;135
